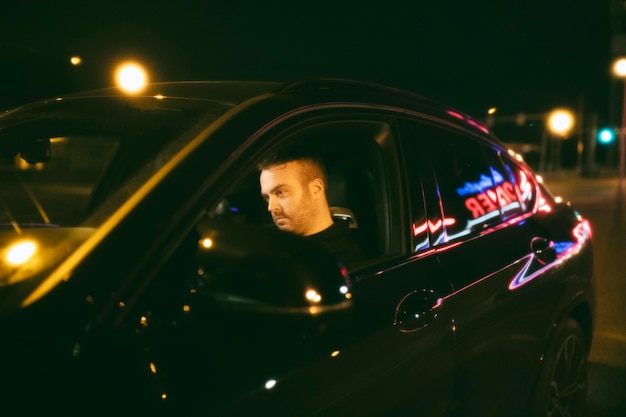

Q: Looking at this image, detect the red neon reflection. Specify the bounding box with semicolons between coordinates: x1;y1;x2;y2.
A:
572;219;592;242
464;181;519;219
537;195;552;213
413;218;456;236
460;169;554;219
446;110;464;120
466;118;489;134
445;110;490;134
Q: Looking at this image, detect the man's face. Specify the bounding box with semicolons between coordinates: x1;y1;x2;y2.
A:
260;161;316;235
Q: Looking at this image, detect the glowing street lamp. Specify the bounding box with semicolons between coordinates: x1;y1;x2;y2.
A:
613;57;626;77
547;109;575;137
114;62;148;93
485;107;497;127
539;108;575;173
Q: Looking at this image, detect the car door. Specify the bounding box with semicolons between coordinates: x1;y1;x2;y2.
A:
105;111;457;416
397;117;572;416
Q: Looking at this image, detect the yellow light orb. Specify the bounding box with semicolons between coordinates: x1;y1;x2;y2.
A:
547;109;574;137
613;58;626;77
115;62;148;93
305;289;322;303
6;241;37;266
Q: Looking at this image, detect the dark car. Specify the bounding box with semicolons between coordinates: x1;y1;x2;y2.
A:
0;79;593;417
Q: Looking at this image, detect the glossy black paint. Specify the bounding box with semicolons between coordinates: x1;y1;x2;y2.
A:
0;78;594;416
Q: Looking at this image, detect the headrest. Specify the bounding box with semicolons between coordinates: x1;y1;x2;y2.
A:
330;206;358;229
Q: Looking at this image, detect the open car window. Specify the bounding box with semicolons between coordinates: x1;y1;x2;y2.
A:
209;118;399;264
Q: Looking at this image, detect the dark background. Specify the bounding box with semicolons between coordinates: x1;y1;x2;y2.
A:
1;1;613;105
0;0;615;140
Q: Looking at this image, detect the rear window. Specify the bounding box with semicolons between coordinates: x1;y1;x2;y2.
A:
430;132;502;242
499;154;538;214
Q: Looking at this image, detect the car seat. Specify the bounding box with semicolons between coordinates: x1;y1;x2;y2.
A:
326;164;381;258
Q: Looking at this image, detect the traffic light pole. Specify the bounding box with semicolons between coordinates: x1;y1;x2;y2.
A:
617;79;626;205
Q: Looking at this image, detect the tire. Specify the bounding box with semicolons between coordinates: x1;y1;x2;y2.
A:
531;317;588;417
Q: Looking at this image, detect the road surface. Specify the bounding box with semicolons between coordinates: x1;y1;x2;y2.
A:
543;170;626;416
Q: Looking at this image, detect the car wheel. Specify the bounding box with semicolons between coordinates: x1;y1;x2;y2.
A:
531;317;588;417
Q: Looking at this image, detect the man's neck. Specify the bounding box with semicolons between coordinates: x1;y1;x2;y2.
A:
303;215;334;236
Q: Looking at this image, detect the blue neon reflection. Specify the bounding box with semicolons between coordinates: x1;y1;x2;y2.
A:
553;242;575;254
456;167;504;196
509;221;591;290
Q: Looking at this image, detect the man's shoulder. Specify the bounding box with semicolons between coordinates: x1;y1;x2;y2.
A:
305;220;365;268
309;220;351;240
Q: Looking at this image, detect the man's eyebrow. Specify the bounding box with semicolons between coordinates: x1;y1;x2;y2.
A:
262;183;287;198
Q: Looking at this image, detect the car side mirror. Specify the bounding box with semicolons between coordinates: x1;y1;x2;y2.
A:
194;220;353;333
20;138;51;164
530;236;557;264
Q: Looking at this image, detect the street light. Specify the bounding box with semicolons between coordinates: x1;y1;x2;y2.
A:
539;108;575;173
547;108;575;137
612;57;626;197
114;61;148;93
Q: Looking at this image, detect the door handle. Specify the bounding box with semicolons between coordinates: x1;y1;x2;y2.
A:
530;236;556;264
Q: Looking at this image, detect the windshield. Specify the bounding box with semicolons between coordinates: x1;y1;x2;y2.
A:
0;96;229;226
1;135;119;227
0;94;230;297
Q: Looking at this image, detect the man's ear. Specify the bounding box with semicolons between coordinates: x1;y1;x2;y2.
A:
309;178;325;199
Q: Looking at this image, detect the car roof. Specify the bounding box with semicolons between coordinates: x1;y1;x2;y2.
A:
4;77;496;143
60;80;282;106
275;78;494;138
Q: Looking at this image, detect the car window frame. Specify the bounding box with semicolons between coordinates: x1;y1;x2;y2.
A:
211;111;407;264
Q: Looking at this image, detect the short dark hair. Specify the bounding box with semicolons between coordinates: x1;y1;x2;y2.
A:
257;146;327;185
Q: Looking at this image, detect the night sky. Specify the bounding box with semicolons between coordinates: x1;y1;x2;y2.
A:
0;0;614;121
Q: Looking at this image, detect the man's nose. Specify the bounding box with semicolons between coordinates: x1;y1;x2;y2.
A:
267;196;279;212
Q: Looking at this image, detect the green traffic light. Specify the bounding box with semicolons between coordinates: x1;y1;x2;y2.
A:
598;128;615;144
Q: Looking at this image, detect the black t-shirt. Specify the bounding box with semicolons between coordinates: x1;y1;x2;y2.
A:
305;221;364;270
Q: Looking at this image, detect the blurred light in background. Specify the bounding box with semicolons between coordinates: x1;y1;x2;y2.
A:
547;109;575;137
598;127;616;144
114;62;148;93
613;58;626;77
70;56;82;66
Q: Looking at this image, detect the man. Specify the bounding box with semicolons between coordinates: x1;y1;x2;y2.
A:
259;153;364;269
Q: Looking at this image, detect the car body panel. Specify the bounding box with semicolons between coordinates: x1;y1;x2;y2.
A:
0;78;594;416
